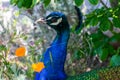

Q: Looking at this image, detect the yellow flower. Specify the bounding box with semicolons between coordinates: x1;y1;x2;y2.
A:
32;62;45;72
15;46;26;57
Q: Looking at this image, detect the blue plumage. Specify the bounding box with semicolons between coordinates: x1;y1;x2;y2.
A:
34;6;82;80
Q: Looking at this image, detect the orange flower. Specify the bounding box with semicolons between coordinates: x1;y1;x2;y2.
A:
32;62;45;72
15;46;26;57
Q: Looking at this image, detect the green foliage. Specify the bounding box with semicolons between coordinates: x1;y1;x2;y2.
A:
82;2;120;66
0;45;7;51
99;48;109;61
74;0;84;6
88;0;99;5
43;0;51;7
67;66;120;80
99;17;111;31
89;16;99;26
10;0;40;8
73;50;81;60
32;0;41;7
113;18;120;28
110;54;120;66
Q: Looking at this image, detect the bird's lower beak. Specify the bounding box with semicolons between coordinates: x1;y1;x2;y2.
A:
34;18;46;25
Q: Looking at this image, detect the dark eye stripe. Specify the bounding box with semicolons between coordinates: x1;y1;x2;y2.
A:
51;18;57;22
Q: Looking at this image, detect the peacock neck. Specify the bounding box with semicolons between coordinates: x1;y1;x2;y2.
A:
51;28;70;48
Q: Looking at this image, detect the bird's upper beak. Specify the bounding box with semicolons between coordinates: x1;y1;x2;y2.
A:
34;18;46;25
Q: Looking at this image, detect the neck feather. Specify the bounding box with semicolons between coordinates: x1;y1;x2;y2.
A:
51;27;70;47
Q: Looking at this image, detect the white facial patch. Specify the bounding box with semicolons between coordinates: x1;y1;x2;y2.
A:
47;17;52;20
50;18;62;26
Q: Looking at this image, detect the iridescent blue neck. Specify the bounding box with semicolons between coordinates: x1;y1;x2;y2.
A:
50;28;70;48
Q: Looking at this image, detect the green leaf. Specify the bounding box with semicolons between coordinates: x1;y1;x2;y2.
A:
88;0;99;5
90;17;99;26
99;49;108;61
10;63;18;77
113;18;120;28
0;45;7;51
10;0;18;5
74;0;84;6
31;0;40;7
17;0;23;8
24;0;32;8
99;18;111;31
110;54;120;66
73;50;81;60
43;0;51;7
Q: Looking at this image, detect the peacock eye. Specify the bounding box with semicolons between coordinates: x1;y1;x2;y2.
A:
51;18;57;22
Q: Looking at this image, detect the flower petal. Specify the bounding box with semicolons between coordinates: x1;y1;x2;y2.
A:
32;62;45;72
15;46;26;57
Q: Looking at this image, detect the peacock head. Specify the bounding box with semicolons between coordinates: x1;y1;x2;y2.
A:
35;12;69;32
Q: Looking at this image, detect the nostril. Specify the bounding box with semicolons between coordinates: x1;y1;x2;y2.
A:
34;27;37;30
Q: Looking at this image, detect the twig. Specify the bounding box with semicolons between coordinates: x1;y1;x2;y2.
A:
100;0;109;9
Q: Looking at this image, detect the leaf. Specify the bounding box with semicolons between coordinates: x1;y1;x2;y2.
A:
99;18;111;31
17;0;23;8
73;50;81;60
110;54;120;66
11;63;18;77
88;0;99;5
10;0;17;5
31;0;40;7
74;0;84;6
99;49;108;61
113;18;120;28
24;0;32;8
43;0;51;7
90;17;99;26
0;45;7;51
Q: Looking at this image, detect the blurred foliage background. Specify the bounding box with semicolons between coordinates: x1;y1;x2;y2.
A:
0;0;120;80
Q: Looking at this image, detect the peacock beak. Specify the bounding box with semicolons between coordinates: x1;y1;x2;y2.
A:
34;18;46;25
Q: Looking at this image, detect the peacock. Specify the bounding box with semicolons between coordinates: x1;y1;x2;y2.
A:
34;6;120;80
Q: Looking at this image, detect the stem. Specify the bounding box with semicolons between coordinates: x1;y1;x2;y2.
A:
3;71;12;80
100;0;109;9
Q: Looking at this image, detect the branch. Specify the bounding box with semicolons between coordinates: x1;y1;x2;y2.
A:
100;0;109;9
